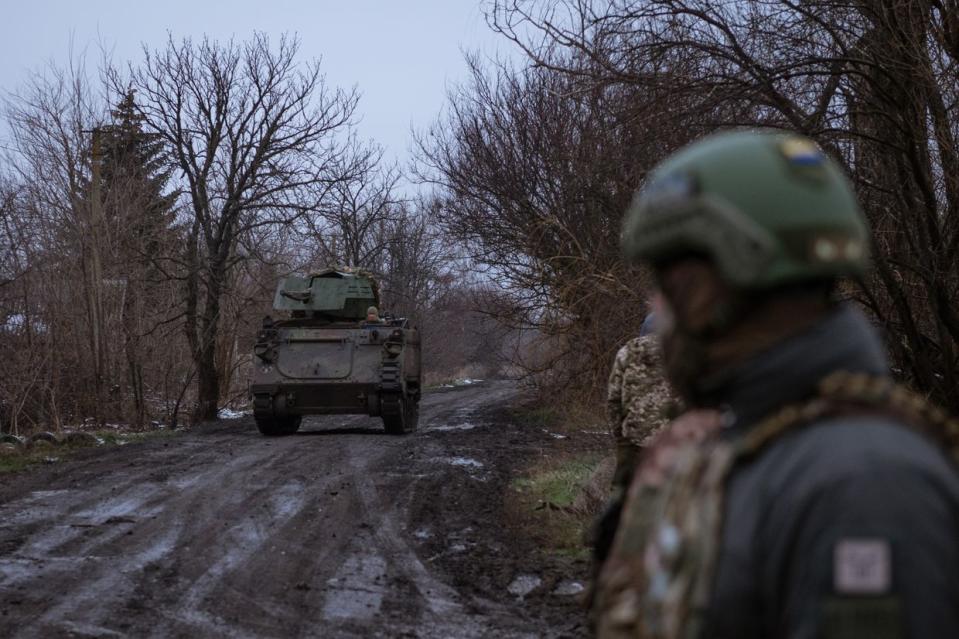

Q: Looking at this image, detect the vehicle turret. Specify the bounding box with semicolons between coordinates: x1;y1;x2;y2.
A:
273;268;379;321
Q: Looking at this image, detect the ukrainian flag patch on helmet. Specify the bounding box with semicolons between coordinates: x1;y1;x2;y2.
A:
643;171;698;208
780;137;824;166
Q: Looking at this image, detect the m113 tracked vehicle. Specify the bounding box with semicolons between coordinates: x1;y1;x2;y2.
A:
250;268;421;436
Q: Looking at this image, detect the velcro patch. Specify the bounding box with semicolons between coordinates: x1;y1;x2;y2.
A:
833;538;891;595
822;596;903;639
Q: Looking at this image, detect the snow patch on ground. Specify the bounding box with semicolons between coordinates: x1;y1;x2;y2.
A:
552;580;584;596
435;457;489;481
432;422;479;432
437;378;486;389
60;420;169;433
446;457;484;469
507;574;542;598
217;408;247;420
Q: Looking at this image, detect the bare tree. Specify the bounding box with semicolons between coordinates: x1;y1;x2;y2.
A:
2;56;119;425
375;200;457;320
486;0;959;409
0;178;30;293
415;51;694;397
125;33;360;419
308;144;403;268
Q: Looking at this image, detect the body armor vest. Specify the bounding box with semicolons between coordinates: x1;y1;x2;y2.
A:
597;371;959;639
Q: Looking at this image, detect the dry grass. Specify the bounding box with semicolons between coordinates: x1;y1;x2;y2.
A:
506;451;615;557
0;429;178;474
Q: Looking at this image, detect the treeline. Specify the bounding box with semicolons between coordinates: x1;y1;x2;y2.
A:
0;34;496;434
414;0;959;411
4;2;957;432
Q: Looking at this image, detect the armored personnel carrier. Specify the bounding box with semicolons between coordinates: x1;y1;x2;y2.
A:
250;268;421;436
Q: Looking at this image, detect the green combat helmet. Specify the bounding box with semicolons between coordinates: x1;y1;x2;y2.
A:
621;130;869;288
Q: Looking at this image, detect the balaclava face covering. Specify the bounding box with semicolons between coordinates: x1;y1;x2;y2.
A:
655;258;740;406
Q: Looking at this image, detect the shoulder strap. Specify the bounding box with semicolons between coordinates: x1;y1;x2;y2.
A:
735;371;959;462
606;373;957;639
686;373;958;637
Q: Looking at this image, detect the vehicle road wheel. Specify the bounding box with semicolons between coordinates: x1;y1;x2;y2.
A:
382;396;406;435
405;399;420;432
256;415;301;437
284;415;302;434
383;396;419;435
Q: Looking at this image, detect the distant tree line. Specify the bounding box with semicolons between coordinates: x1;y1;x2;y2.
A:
0;34;489;434
6;1;955;432
413;0;959;411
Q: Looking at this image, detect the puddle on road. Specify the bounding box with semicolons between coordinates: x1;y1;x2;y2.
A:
170;475;203;490
431;457;490;482
9;485;162;561
383;472;430;479
167;481;307;629
431;422;480;432
322;554;388;622
269;482;307;520
552;580;585;596
507;574;542;598
445;457;483;469
72;485;160;525
0;556;91;584
0;489;78;527
427;404;484;432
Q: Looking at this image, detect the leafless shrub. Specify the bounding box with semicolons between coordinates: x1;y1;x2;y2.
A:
415;47;706;401
445;0;959;409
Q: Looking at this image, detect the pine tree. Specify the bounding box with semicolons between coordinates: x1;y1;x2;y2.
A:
99;90;178;270
94;90;179;426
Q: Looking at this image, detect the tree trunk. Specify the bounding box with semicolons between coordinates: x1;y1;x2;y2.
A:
195;337;220;421
194;260;224;421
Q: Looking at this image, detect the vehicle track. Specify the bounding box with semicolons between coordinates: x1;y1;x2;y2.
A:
0;382;587;638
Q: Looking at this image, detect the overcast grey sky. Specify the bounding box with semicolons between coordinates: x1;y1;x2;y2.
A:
0;0;523;175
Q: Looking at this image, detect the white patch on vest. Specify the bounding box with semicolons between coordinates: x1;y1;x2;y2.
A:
833;538;891;594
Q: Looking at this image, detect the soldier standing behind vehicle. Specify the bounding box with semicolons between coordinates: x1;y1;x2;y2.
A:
596;130;959;639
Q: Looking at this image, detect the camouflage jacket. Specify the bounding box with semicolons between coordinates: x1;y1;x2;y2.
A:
595;306;959;639
607;335;676;448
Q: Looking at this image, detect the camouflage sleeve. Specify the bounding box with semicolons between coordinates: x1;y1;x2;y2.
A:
606;345;628;440
622;378;673;446
618;337;674;447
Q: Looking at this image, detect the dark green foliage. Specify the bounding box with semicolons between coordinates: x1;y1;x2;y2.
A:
97;90;178;271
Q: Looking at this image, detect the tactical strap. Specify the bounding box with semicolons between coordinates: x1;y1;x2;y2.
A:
601;372;958;639
735;371;959;461
683;372;959;639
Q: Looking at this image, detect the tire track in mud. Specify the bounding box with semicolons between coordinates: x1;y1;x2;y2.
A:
0;382;585;638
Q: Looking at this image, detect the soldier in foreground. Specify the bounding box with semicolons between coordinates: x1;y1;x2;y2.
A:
595;130;959;638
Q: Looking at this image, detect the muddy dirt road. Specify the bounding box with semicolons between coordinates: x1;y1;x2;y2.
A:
0;382;589;638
